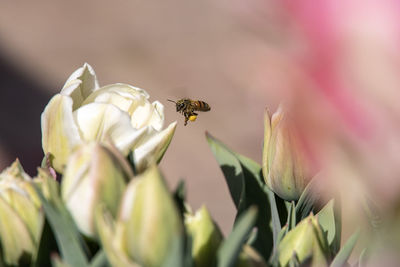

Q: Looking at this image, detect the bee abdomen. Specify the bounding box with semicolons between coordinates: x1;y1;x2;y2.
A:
195;101;211;111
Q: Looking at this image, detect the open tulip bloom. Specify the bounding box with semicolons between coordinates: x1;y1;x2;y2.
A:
41;63;176;174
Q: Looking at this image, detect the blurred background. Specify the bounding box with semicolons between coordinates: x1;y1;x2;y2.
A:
2;1;400;255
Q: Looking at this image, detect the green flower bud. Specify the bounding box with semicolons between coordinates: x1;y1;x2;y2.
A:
278;214;330;267
96;166;183;267
185;205;223;267
262;105;313;201
237;245;267;267
61;142;132;238
0;160;44;265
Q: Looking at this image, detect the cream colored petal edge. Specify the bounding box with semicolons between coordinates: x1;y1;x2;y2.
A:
0;197;36;265
65;171;97;237
262;108;272;183
61;80;85;110
81;83;150;106
5;190;43;245
41;94;82;173
74;103;149;155
133;121;177;172
149;101;165;131
60;144;93;200
62;63;99;97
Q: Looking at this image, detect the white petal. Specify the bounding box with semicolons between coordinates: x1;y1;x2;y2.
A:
60;80;84;110
118;178;142;221
74;103;148;155
130;101;154;129
41;94;82;172
61;63;99;108
133;122;177;172
148;101;165;131
82;83;149;106
64;161;96;236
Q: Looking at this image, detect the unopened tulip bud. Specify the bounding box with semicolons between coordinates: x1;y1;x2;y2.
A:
61;142;132;238
278;214;330;267
185;205;223;267
237;245;268;267
262;105;314;201
96;166;183;267
0;160;44;265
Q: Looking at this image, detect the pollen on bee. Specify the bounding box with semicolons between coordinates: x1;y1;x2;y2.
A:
189;115;197;121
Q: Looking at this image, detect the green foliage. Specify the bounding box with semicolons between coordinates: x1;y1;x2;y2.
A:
318;200;342;254
330;230;360;267
295;178;321;222
22;131;362;267
206;132;362;267
206;133;276;259
0;123;367;267
217;207;258;267
33;177;89;267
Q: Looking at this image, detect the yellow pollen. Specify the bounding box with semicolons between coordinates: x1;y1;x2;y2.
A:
189;115;197;121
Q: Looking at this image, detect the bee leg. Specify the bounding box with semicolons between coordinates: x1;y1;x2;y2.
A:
184;114;189;126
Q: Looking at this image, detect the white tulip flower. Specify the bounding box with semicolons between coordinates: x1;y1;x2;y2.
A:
41;63;176;173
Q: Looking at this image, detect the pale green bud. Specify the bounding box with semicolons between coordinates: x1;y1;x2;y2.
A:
0;160;44;265
61;142;132;238
236;245;268;267
185;205;223;267
96;166;183;267
278;214;330;267
262;105;313;201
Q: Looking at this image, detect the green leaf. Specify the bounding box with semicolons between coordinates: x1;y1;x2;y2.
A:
33;178;89;267
162;237;185;267
276;225;288;245
51;255;72;267
89;250;109;267
330;230;360;267
358;248;368;267
318;199;341;254
269;224;288;266
217;207;258;267
41;156;48;169
182;232;194;267
237;146;286;253
173;180;190;217
206;133;275;258
268;191;283;252
206;133;245;209
288;253;300;267
295;178;321;221
33;219;58;267
287;201;296;231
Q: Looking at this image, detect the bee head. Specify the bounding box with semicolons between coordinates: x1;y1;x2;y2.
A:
168;99;186;112
176;101;185;112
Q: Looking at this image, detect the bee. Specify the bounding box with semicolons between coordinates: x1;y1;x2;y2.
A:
167;98;211;126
